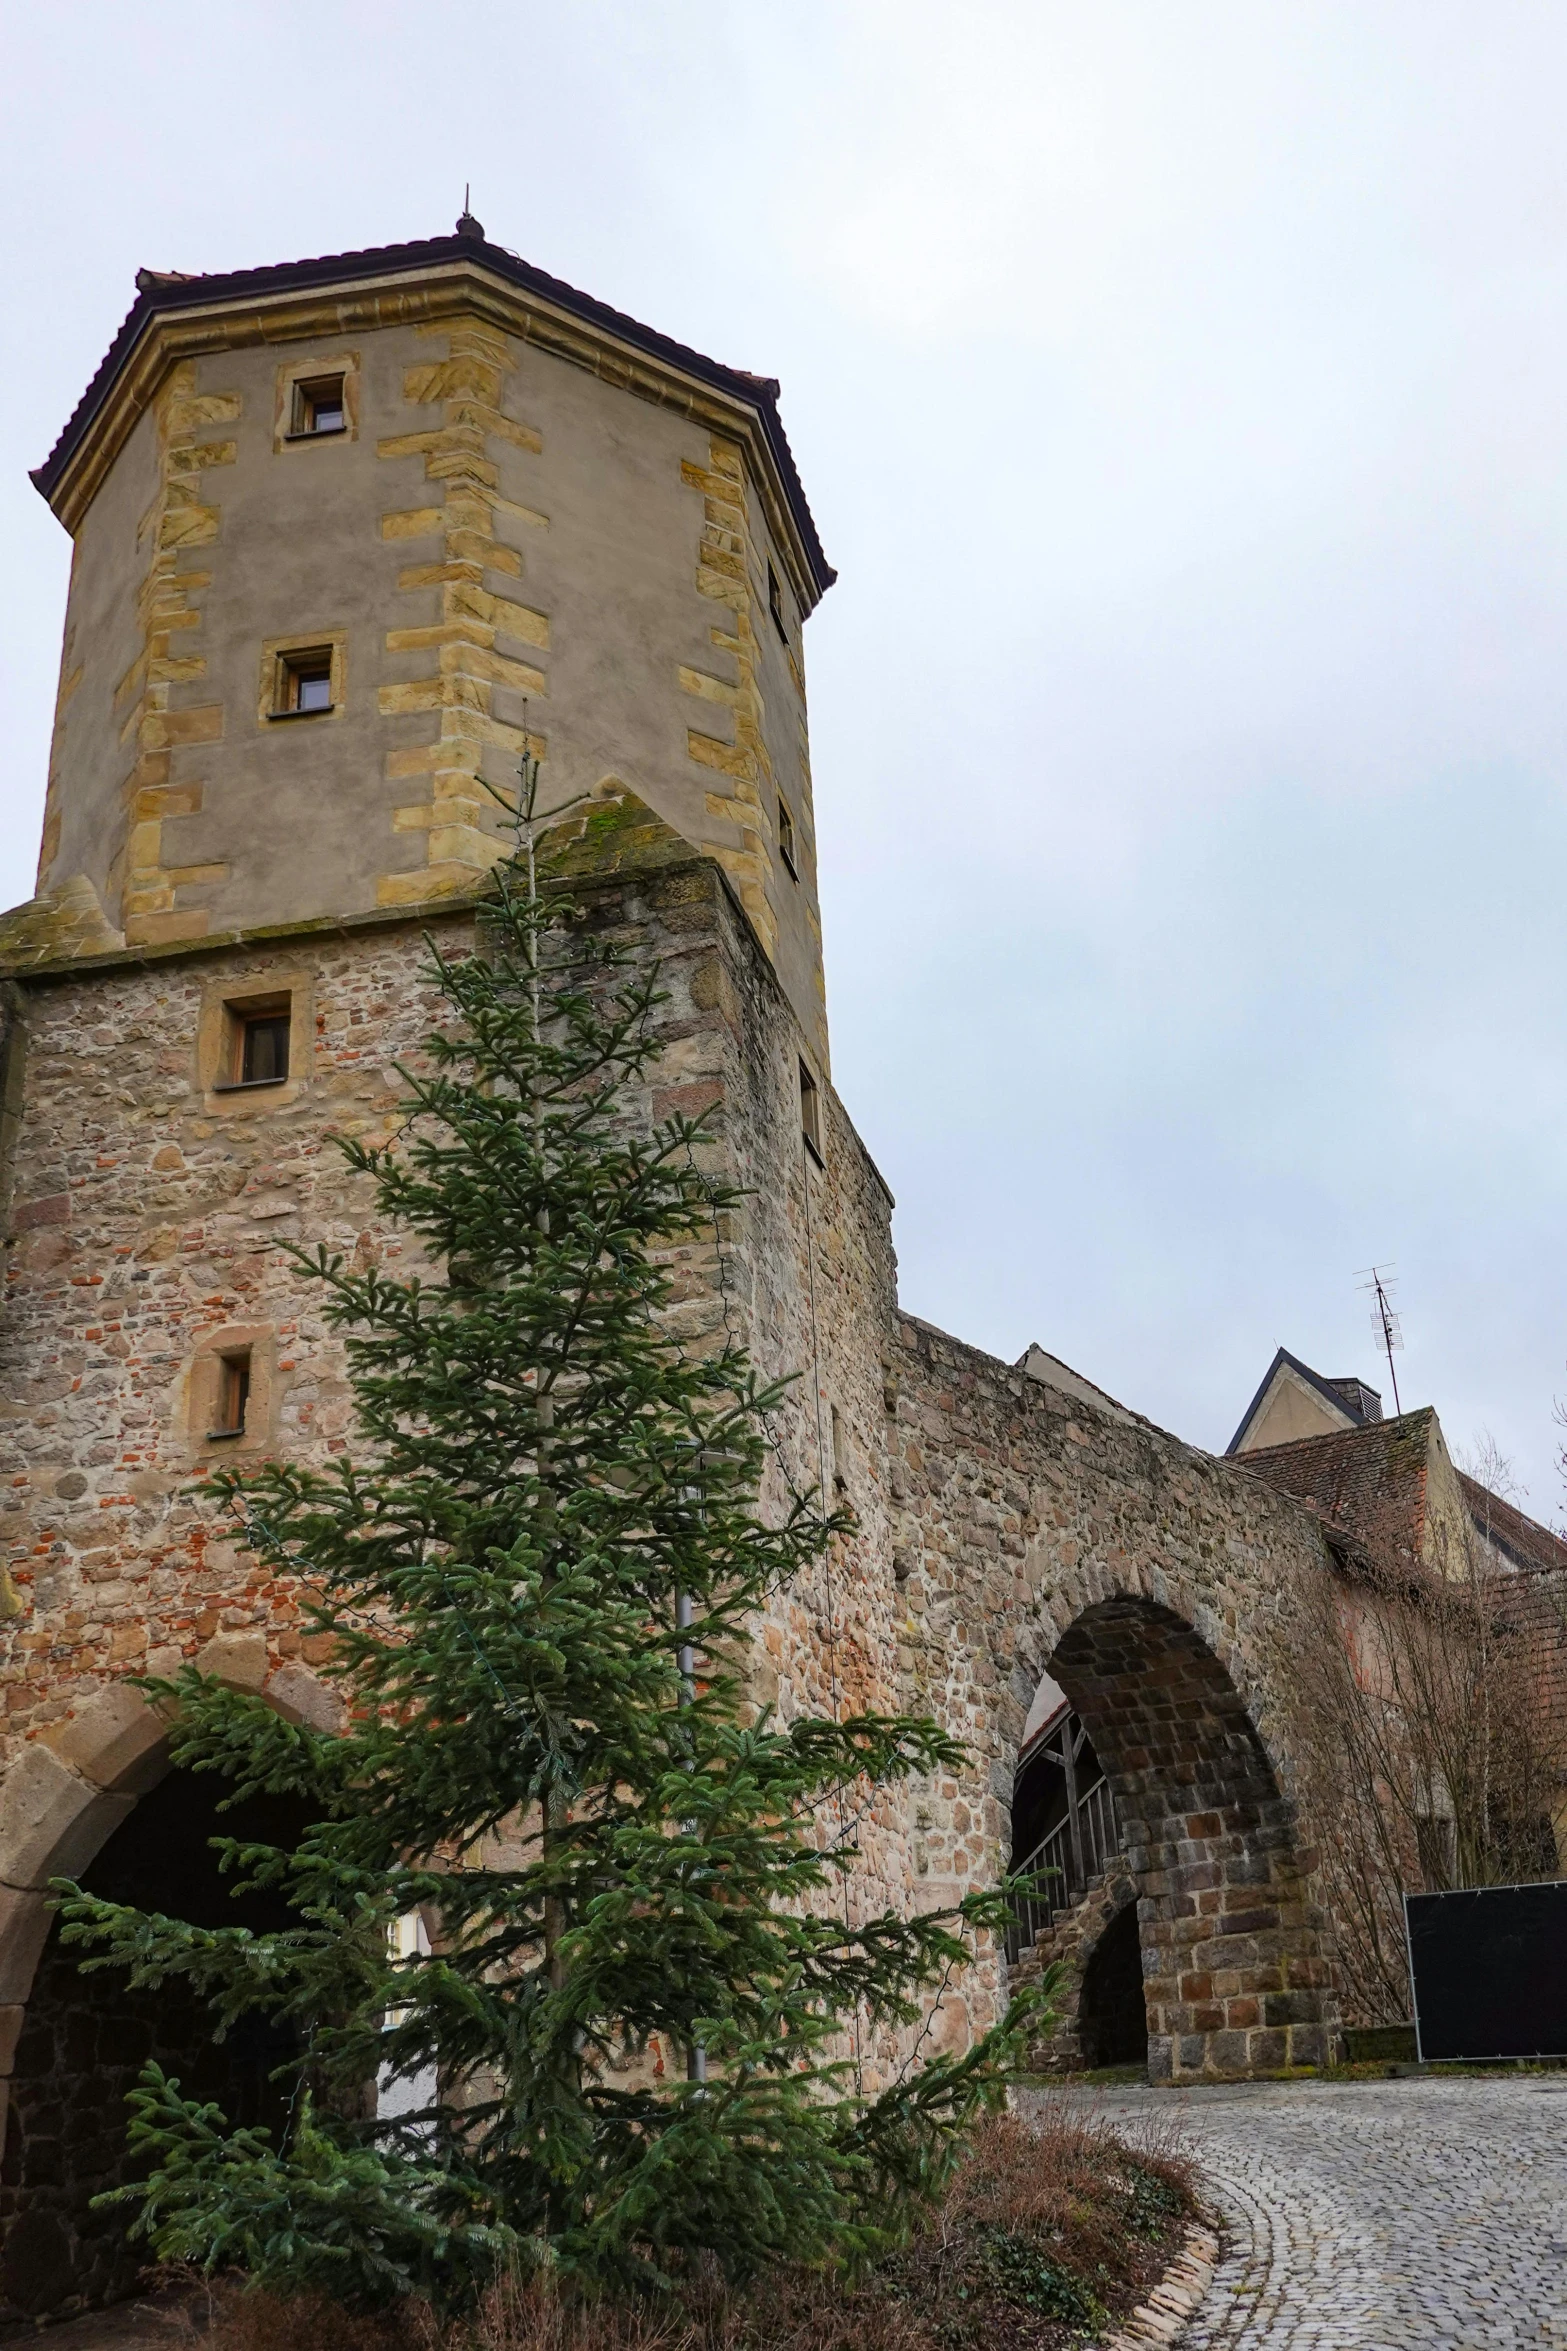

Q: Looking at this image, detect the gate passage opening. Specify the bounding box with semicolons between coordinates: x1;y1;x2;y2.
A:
1007;1695;1120;1964
1010;1597;1339;2081
0;1770;308;2326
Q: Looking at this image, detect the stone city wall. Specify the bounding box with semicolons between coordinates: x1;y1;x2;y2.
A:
0;816;1377;2145
885;1316;1347;2079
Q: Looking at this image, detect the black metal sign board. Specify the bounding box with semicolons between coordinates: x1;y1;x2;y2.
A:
1405;1881;1567;2062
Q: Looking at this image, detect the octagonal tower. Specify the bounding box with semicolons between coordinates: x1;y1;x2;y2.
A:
19;212;835;1065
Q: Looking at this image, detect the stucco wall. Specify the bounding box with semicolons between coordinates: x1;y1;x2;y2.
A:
33;301;828;1064
1236;1369;1354;1452
37;399;162;917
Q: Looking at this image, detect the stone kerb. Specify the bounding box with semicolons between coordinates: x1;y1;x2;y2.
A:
0;1649;341;2152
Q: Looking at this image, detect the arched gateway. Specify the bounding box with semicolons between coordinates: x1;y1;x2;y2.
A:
0;1655;342;2324
886;1318;1344;2081
1045;1598;1333;2079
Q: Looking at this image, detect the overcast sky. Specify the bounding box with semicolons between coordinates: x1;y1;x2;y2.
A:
3;3;1566;1510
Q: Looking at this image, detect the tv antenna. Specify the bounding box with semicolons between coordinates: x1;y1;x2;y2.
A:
1356;1264;1403;1414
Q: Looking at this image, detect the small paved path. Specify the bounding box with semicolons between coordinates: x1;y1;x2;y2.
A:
1021;2074;1567;2347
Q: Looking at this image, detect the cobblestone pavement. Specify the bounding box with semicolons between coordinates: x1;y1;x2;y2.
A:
1021;2075;1567;2348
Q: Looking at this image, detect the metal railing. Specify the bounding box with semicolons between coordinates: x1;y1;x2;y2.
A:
1005;1771;1120;1963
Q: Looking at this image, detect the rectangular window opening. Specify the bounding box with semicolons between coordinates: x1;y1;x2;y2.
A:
240;1010;290;1085
216;997;292;1092
210;1350;252;1441
291;375;347;437
777;795;798;880
274;648;334;717
799;1061;823;1164
767;560;789;646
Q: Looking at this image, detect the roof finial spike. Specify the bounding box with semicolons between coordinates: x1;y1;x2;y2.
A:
456;187;484;241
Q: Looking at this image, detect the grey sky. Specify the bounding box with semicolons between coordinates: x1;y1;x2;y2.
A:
3;3;1565;1508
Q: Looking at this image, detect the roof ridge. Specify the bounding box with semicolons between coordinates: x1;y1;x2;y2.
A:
1456;1470;1567;1572
1238;1405;1436;1465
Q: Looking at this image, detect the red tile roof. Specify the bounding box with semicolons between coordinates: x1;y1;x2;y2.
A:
1238;1408;1567;1581
1457;1473;1567;1575
1238;1408;1437;1567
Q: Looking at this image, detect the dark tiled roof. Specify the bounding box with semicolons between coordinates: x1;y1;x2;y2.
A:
32;220;835;601
1458;1473;1567;1575
1238;1409;1437;1565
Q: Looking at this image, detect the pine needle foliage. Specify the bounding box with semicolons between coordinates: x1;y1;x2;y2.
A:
55;783;1044;2314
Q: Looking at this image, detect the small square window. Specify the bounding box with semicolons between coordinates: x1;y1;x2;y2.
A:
767;560;789;646
800;1061;823;1164
777;796;798;880
292;375;346;436
276;649;334;717
210;1350;252;1440
216;997;292;1092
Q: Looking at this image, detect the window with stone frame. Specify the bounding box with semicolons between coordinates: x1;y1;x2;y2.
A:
217;995;292;1091
290;374;347;437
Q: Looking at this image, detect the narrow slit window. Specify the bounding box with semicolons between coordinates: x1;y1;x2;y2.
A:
210;1350;251;1439
292;375;346;436
767;560;789;645
276;649;334;716
777;795;798;879
799;1061;823;1164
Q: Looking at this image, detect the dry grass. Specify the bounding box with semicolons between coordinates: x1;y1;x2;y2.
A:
881;2105;1198;2348
185;2105;1200;2351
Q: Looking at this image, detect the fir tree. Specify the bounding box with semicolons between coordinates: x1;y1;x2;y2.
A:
56;763;1045;2314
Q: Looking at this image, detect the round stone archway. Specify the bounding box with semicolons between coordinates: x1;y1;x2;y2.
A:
1044;1596;1339;2081
0;1643;343;2168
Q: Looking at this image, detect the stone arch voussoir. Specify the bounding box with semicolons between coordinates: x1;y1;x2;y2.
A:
1009;1572;1340;2083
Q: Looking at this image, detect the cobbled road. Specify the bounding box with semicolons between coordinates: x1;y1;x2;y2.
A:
1021;2075;1567;2348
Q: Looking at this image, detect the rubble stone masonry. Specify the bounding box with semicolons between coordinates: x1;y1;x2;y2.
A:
0;808;1354;2157
885;1317;1346;2078
0;231;1392;2322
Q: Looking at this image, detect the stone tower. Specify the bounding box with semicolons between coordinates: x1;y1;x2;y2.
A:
23;210;834;1067
0;207;1353;2333
0;220;911;2321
